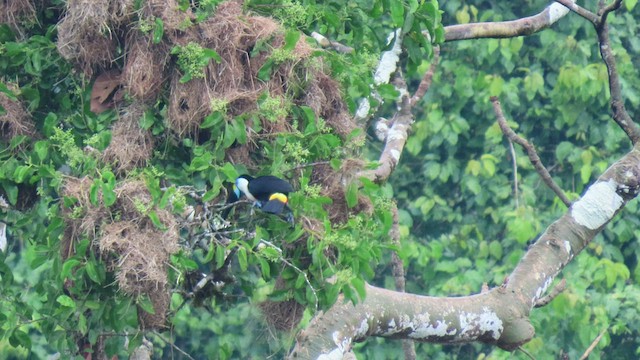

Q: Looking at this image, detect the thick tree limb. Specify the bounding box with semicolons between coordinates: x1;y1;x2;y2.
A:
491;97;572;207
289;146;640;359
444;2;572;42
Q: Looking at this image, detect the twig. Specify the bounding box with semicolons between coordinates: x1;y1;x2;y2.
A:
517;346;536;360
310;32;354;53
557;0;640;144
534;278;566;308
409;47;440;107
491;97;572;207
579;328;607;360
553;0;599;24
259;239;319;313
595;12;640;144
508;140;519;208
597;0;623;24
152;331;196;360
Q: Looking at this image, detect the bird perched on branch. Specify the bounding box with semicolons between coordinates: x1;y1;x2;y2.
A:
224;174;294;223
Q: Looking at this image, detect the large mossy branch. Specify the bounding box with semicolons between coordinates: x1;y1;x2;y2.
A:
289;146;640;359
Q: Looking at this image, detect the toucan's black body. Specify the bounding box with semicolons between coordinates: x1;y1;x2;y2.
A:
226;174;294;222
242;175;293;201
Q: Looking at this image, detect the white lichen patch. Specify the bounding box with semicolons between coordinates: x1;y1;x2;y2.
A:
535;276;554;302
458;308;503;340
409;319;454;339
548;1;571;23
354;319;369;338
571;179;624;230
564;240;572;256
374;29;402;85
332;331;351;352
355;98;371;121
317;348;344;360
387;127;406;142
390;149;401;162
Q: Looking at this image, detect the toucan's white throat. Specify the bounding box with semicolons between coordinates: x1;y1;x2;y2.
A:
235;178;256;201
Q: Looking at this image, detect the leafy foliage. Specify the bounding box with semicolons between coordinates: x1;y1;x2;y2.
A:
1;0;640;359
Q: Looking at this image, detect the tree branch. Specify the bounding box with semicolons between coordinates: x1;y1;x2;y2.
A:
388;203;416;360
555;0;640;144
444;2;573;42
491;97;572;207
595;11;640;144
289;146;640;359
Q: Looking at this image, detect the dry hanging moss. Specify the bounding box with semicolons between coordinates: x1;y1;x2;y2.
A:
102;103;155;174
0;83;37;142
310;160;374;224
60;177;179;329
122;34;170;102
0;0;37;39
56;1;119;76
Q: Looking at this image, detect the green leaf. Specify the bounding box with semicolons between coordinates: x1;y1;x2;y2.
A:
148;211;166;230
257;59;274;82
9;329;31;349
56;295;76;309
61;258;81;279
345;182;358;208
258;258;271;279
85;260;102;284
153;18;164;43
137;295;156;314
201;111;224;129
237;246;248;272
34;141;49;162
625;0;638;10
283;30;301;51
390;1;405;27
13;165;31;183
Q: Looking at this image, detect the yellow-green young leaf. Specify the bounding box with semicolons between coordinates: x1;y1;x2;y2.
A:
481;154;497;176
78;313;88;335
466;159;481;176
625;0;638;10
238;247;248;272
489;75;505;96
488;240;503;259
580;164;592;184
455;7;470;24
56;295;76;309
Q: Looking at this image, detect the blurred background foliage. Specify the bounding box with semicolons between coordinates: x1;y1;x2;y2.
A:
1;0;640;359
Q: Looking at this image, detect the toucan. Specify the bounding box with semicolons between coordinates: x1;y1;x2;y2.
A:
224;174;294;222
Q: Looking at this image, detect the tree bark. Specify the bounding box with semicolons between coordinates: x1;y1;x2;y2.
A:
289;146;640;359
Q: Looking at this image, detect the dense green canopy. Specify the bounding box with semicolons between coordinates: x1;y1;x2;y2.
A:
1;0;640;359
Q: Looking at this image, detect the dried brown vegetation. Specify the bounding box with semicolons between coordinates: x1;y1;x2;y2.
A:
102;103;155;174
0;83;37;142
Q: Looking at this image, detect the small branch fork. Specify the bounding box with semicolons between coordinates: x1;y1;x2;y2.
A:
358;48;440;183
554;0;640;144
490;97;572;207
